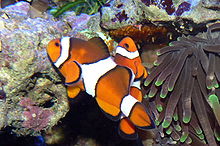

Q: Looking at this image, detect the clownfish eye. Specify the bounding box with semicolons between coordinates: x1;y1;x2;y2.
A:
55;42;60;47
124;43;129;49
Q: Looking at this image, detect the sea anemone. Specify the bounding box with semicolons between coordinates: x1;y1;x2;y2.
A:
144;23;220;145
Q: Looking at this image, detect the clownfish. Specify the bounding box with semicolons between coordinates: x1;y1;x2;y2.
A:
46;37;155;140
114;37;147;102
114;37;149;138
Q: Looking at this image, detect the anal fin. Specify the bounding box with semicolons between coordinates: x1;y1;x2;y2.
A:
118;117;138;140
67;86;81;98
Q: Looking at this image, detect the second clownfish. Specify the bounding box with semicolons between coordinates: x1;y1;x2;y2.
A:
46;36;155;139
114;37;148;138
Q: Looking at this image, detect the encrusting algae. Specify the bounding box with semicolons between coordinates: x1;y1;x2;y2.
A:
109;25;170;44
144;23;220;145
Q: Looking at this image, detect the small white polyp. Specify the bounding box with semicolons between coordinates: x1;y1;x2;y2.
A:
121;95;138;117
116;46;139;59
81;57;117;97
54;37;70;68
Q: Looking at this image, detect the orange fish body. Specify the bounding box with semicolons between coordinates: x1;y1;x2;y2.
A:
114;37;149;138
47;37;154;139
114;37;147;102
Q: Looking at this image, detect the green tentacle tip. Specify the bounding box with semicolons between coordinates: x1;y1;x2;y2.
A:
175;125;182;132
173;114;178;121
155;120;160;126
209;94;219;104
156;51;161;56
155;80;163;86
169;42;174;46
198;133;204;140
186;137;192;144
207;85;213;90
217;137;220;142
160;93;167;98
214;131;220;141
216;135;220;142
183;116;190;123
148;92;156;98
156;104;163;112
166;128;172;135
153;61;159;66
144;81;150;86
143;94;148;99
162;119;171;128
168;87;174;92
196;128;202;135
214;83;219;88
180;133;188;143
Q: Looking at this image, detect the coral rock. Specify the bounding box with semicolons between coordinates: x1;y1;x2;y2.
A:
20;98;54;131
109;25;169;44
101;0;220;30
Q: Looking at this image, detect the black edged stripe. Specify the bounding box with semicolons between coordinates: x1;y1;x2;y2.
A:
58;52;71;69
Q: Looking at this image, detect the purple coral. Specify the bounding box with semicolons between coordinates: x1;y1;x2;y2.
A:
175;2;191;16
160;0;175;15
112;10;128;23
0;89;6;100
20;98;53;131
141;0;175;15
141;0;192;16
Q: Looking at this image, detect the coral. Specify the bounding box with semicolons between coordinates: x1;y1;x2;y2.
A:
202;0;220;10
141;0;192;16
113;10;128;23
144;23;220;145
0;1;105;137
0;1;74;136
0;89;7;130
101;0;220;30
0;89;6;100
2;1;30;15
141;0;175;15
20;98;54;131
109;25;170;44
175;1;191;16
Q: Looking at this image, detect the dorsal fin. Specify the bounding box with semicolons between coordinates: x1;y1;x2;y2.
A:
88;37;109;53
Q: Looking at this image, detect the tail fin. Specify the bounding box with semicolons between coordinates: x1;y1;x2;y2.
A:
129;103;155;129
118;117;138;140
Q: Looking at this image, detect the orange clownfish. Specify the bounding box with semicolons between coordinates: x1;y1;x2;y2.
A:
46;37;155;139
114;37;149;138
114;37;147;102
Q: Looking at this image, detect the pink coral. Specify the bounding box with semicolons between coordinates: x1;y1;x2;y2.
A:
20;98;53;131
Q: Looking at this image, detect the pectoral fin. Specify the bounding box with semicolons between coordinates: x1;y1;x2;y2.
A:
60;61;82;85
135;61;147;79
